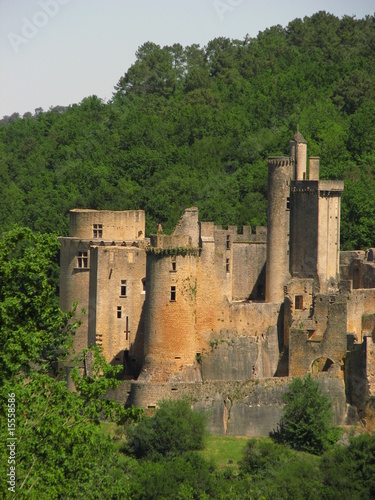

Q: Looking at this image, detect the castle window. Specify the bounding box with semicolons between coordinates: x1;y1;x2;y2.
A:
286;197;290;210
117;306;122;319
170;286;176;302
226;258;230;273
226;235;230;249
171;256;177;272
125;316;129;340
120;280;127;297
93;223;103;238
141;277;146;293
77;251;88;268
295;295;303;310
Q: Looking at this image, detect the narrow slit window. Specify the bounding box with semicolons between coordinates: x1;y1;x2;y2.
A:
226;234;230;249
226;258;230;273
93;223;103;238
171;256;177;272
120;280;127;297
141;277;146;292
170;286;176;302
125;316;129;340
286;197;290;210
77;251;88;268
117;306;122;319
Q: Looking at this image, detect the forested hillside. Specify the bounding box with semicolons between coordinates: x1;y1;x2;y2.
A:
1;11;375;248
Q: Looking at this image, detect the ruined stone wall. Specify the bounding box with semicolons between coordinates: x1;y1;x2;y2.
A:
128;375;350;436
232;242;266;301
347;289;375;343
88;245;146;374
69;209;145;241
284;278;314;347
172;206;199;247
289;294;347;376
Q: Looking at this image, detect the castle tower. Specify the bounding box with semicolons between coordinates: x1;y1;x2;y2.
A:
59;209;147;381
265;156;294;302
290;129;307;181
142;208;200;382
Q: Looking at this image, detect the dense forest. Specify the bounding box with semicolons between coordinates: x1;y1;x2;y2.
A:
1;12;375;248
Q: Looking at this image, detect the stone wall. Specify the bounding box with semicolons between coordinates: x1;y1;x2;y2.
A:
289;293;347;376
69;209;145;241
88;245;146;374
347;289;375;343
127;375;350;436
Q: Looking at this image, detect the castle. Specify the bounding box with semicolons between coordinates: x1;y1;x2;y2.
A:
59;132;375;435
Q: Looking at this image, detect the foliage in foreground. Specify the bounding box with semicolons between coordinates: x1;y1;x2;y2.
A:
126;398;207;460
273;374;340;454
0;228;141;498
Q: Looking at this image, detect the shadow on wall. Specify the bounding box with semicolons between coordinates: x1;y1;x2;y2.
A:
249;263;266;301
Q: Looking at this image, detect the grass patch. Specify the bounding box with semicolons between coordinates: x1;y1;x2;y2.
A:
199;434;248;468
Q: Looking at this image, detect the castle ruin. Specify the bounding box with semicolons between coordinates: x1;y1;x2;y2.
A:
59;132;375;435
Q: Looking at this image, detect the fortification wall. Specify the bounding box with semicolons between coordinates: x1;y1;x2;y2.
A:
232;241;266;301
128;375;350;436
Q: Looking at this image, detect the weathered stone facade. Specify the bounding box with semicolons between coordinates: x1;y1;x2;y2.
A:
59;132;375;434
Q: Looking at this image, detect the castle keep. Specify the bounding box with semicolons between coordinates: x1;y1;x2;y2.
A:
59;132;375;434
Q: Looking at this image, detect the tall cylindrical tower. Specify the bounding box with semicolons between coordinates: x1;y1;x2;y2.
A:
290;130;307;181
143;247;198;382
265;157;294;302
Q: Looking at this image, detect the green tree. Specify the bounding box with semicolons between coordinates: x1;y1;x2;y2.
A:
126;399;207;460
274;374;339;454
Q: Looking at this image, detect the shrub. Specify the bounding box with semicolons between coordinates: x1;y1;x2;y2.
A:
126;398;207;460
274;374;339;454
320;433;375;498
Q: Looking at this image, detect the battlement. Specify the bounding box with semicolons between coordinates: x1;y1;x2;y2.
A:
267;156;294;168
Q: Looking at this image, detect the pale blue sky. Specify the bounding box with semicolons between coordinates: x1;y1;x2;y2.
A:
0;0;374;118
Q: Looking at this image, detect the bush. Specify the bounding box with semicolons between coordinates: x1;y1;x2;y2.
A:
239;438;292;475
274;374;339;454
126;398;207;460
320;433;375;498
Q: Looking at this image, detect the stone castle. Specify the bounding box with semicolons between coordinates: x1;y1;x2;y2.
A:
59;132;375;435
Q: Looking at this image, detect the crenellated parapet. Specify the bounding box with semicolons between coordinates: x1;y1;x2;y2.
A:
267;156;294;169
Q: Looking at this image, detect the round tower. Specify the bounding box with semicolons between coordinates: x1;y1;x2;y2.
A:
143;248;198;382
290;130;307;180
265;157;294;303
